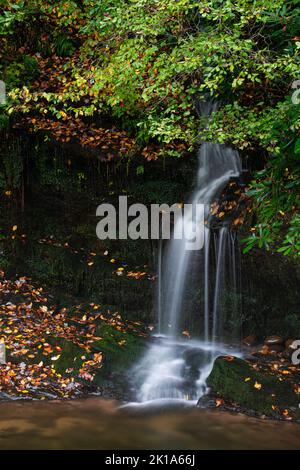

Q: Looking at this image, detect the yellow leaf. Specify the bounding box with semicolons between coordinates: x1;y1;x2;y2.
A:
244;377;251;382
254;381;262;390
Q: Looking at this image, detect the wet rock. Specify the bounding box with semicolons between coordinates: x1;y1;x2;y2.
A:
264;335;284;346
254;344;269;356
197;394;216;409
242;335;257;347
206;356;299;417
183;348;210;369
268;344;284;354
182;365;200;382
283;339;299;359
285;339;296;351
181;348;205;396
243;354;258;362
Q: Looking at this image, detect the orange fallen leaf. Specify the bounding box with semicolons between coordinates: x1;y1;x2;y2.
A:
224;356;234;362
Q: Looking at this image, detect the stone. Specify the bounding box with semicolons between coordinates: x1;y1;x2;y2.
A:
0;342;6;364
183;348;210;369
197;394;216;408
242;334;257;347
268;344;284;353
206;355;299;417
285;339;296;350
284;339;299;359
264;335;284;346
255;344;269;355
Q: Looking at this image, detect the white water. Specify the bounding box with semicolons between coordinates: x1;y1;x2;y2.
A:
134;114;242;404
159;142;241;336
134;337;242;403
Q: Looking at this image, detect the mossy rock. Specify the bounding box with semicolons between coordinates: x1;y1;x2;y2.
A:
49;338;86;377
207;356;300;417
44;322;146;395
8;325;145;398
91;322;145;392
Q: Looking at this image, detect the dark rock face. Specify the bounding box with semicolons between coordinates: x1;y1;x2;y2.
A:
206;356;300;417
241;251;300;339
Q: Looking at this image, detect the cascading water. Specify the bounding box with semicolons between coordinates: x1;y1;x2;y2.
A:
133;111;243;405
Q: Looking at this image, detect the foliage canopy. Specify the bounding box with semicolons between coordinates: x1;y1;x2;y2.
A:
0;0;299;255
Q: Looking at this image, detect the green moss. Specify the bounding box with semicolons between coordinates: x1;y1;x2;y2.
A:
207;356;300;417
50;338;85;377
92;323;145;377
40;325;145;385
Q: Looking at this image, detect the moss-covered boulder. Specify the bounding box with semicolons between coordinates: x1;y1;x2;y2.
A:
92;324;145;374
91;323;146;397
0;274;148;400
207;356;300;417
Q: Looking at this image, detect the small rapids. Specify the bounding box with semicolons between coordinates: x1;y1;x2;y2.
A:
133;337;241;403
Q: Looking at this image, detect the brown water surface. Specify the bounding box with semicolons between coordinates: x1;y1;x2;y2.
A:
0;398;299;450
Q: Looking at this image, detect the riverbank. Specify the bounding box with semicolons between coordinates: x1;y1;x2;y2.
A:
0;272;147;401
1;271;300;423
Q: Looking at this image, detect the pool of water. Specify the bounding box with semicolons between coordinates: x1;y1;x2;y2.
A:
0;398;299;450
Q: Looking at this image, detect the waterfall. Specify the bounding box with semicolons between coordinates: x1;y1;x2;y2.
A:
212;226;227;343
161;142;241;338
157;236;163;334
133;121;243;404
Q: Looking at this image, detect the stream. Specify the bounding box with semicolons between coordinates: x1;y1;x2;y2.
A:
0;398;299;450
